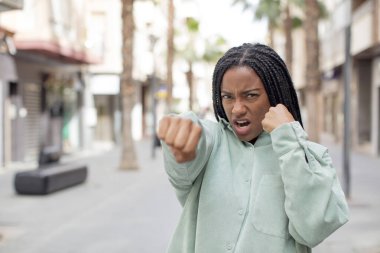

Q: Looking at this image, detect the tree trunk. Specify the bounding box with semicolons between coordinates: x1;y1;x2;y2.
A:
166;0;174;112
186;61;193;111
304;0;320;142
284;2;293;75
268;22;275;48
120;0;138;170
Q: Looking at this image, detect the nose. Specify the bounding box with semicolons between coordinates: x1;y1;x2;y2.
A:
232;99;246;116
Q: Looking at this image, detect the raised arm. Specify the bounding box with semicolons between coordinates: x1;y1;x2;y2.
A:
158;112;215;205
262;104;349;247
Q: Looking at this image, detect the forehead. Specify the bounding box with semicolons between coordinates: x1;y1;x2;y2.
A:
221;66;264;90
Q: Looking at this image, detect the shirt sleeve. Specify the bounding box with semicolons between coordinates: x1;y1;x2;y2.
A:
161;112;215;206
270;121;349;248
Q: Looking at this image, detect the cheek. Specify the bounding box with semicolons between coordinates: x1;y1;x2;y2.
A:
258;107;269;120
251;106;268;121
255;100;271;119
222;102;232;117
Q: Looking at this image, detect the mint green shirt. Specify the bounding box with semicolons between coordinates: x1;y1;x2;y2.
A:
162;112;349;253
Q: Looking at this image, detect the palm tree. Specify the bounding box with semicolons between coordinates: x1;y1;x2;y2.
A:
234;0;327;140
178;17;226;111
183;17;199;111
120;0;138;170
166;0;174;112
304;0;320;142
234;0;295;72
242;0;281;48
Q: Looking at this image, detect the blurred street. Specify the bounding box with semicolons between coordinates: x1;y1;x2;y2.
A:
0;0;379;252
314;139;380;253
0;138;379;253
0;140;181;253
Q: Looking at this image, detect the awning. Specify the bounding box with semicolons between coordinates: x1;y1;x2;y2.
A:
15;40;101;64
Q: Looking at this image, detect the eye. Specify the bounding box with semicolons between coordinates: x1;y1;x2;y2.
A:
221;94;232;100
247;93;259;98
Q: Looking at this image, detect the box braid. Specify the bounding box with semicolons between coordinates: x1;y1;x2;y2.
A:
212;43;304;127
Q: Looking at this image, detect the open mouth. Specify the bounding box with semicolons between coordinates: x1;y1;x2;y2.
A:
233;119;251;128
232;119;251;138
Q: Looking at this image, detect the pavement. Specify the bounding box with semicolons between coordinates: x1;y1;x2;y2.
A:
0;140;181;253
314;140;380;253
0;138;379;253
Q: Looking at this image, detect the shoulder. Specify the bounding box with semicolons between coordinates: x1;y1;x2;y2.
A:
178;111;220;132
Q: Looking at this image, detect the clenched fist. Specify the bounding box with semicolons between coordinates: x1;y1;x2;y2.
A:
262;104;295;133
157;116;202;163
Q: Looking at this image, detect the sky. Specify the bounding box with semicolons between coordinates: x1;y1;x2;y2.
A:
172;0;268;110
177;0;268;47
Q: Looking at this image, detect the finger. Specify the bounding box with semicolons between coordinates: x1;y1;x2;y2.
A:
182;124;202;154
157;117;170;139
173;119;192;150
170;147;190;163
276;103;289;114
264;110;273;120
165;117;180;145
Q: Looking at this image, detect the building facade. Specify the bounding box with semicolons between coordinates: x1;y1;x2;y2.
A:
0;0;100;167
271;0;380;157
320;0;380;156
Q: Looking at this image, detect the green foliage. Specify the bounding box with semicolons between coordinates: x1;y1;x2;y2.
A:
254;0;281;22
202;36;227;63
233;0;329;29
292;16;303;29
318;1;329;19
186;17;200;33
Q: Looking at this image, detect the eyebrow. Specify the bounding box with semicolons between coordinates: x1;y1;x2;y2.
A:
221;88;262;94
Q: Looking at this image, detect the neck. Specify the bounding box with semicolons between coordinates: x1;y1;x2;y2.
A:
249;137;258;145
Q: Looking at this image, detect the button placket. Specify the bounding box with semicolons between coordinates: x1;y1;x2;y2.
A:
226;242;233;251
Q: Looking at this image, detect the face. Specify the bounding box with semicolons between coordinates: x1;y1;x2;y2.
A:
221;66;271;142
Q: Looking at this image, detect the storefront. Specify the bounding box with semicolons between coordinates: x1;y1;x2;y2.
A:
0;53;18;167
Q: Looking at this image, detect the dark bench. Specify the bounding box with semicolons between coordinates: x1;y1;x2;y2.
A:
14;163;88;195
38;145;61;165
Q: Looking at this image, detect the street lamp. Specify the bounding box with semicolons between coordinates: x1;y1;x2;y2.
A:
343;0;352;199
149;33;158;159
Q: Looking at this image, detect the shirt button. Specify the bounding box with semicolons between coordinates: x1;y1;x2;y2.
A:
245;179;250;183
238;209;244;216
226;242;233;250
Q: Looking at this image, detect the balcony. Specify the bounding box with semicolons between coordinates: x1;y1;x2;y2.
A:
0;0;23;12
351;0;376;55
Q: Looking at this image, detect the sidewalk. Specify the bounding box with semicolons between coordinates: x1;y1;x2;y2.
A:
0;138;379;253
0;139;181;253
314;140;380;253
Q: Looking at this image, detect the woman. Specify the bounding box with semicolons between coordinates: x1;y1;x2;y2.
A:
157;43;349;253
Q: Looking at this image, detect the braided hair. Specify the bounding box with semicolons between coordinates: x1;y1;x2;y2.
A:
212;43;303;127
